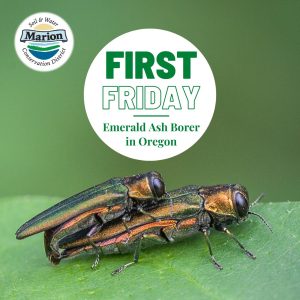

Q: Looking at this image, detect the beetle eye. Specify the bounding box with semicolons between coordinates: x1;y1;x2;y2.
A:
234;192;249;218
152;178;165;198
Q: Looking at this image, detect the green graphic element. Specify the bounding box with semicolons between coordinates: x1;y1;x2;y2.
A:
27;44;60;52
106;51;197;79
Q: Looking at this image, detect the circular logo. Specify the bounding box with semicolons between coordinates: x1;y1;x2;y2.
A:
15;12;74;72
85;29;216;161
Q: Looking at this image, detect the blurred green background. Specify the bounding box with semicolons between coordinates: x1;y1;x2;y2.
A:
0;0;299;202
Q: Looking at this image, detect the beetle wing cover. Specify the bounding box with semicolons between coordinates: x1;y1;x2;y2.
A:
16;178;128;239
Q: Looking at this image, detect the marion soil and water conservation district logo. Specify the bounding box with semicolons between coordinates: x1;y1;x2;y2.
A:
15;12;74;71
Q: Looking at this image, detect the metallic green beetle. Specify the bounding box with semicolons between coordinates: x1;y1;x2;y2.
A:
44;184;270;274
16;171;166;261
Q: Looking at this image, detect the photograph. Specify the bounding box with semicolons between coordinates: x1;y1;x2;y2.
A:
0;1;299;299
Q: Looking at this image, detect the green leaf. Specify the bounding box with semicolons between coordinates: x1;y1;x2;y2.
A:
1;197;299;300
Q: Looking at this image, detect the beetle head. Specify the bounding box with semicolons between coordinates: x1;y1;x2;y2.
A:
124;171;165;200
201;184;249;224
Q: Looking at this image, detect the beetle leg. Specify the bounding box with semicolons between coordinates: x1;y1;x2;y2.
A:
89;239;104;269
87;223;103;237
85;219;105;269
220;226;256;259
161;226;176;242
201;228;223;270
122;214;131;234
111;237;142;275
137;206;160;221
86;223;105;269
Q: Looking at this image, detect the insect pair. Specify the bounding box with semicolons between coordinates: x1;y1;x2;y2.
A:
16;171;271;275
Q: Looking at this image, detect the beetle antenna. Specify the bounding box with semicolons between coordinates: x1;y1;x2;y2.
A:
250;193;265;208
248;211;272;233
